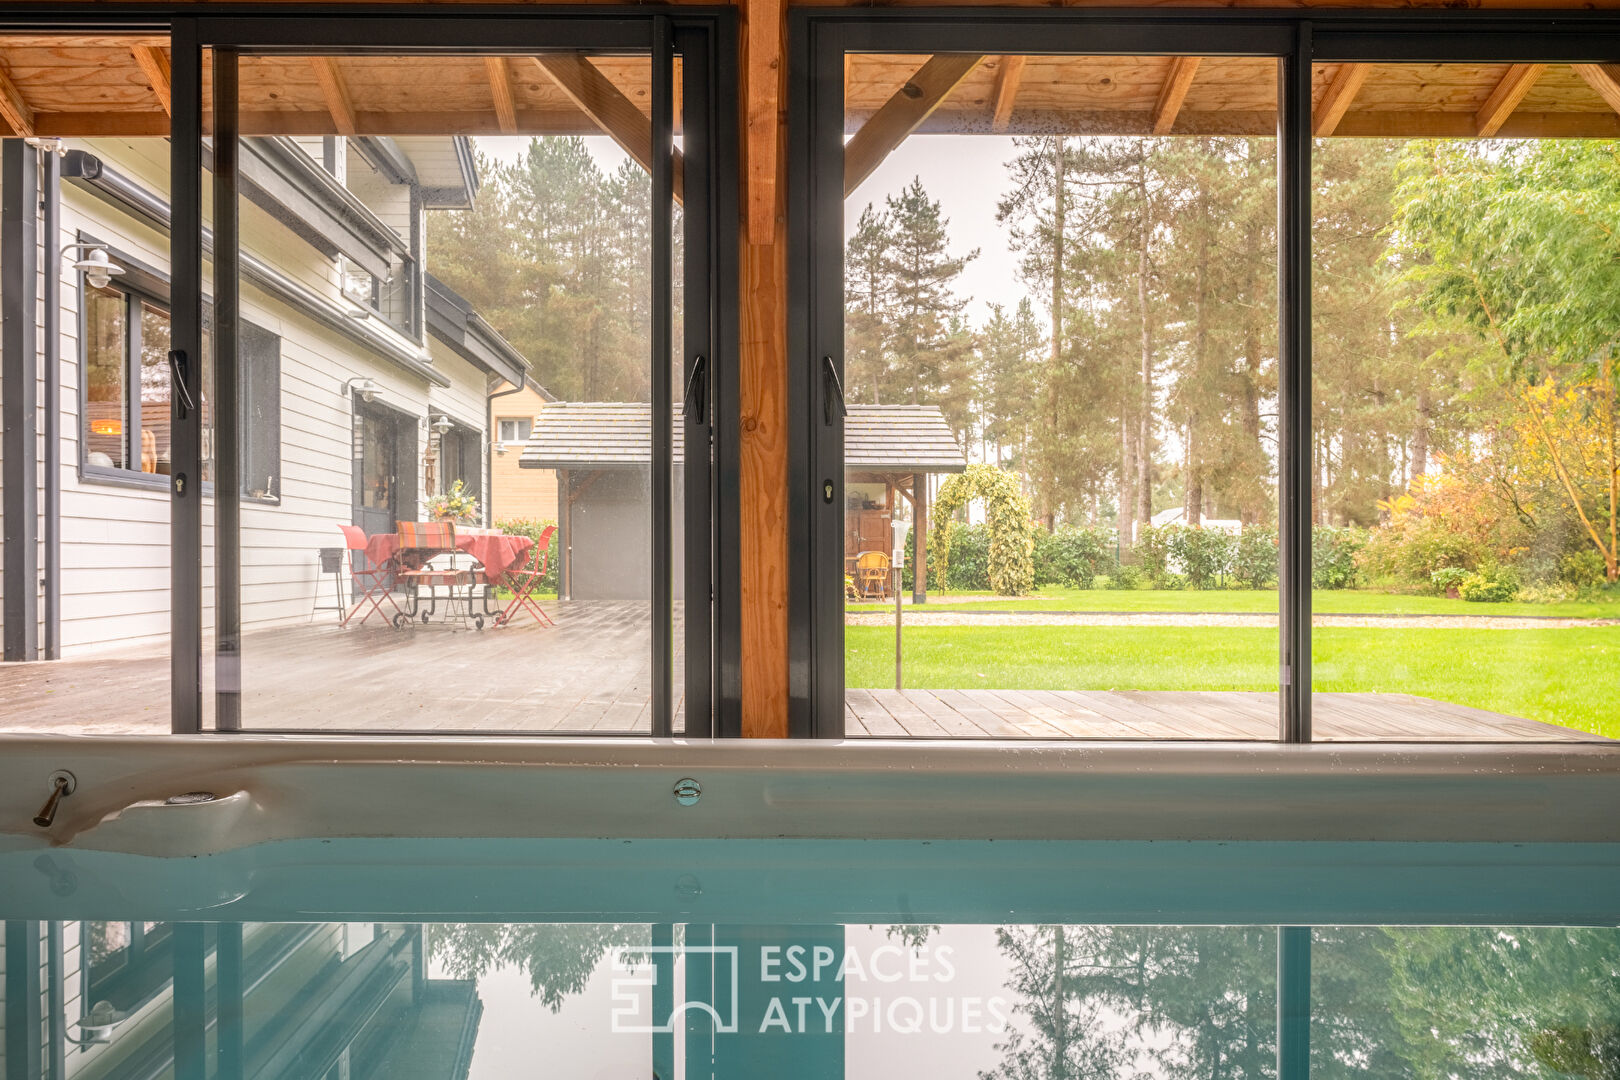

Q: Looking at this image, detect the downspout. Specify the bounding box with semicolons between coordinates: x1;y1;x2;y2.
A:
42;147;60;660
486;377;525;528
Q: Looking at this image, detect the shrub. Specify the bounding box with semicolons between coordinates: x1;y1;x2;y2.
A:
1132;525;1175;585
1458;565;1519;603
1034;526;1115;589
1429;566;1471;596
939;522;992;591
1169;526;1237;589
1312;526;1367;589
930;464;1038;596
1561;549;1608;589
495;518;560;593
1232;525;1279;589
1108;564;1144;591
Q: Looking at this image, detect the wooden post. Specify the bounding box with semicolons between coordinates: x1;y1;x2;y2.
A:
912;473;928;605
740;0;790;737
557;468;572;601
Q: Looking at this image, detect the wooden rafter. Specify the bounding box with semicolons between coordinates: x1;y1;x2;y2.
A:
308;56;357;137
745;0;783;243
1572;63;1620;116
844;54;982;196
1150;56;1201;136
990;55;1026;134
130;44;171;116
1475;63;1546;137
485;56;518;134
1312;62;1369;137
531;54;685;203
0;61;35;138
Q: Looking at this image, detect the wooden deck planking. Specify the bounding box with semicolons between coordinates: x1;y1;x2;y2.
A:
846;688;1604;743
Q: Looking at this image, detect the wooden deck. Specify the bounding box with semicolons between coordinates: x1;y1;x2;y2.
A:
0;602;1602;740
845;688;1602;741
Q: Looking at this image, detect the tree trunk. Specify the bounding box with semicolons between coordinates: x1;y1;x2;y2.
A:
1052;139;1065;374
1118;416;1135;555
1187;413;1203;527
1135;168;1154;527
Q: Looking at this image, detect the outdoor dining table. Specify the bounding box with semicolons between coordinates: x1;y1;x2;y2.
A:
361;527;535;587
353;527;538;629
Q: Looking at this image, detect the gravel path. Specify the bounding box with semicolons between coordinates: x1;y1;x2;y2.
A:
845;610;1618;629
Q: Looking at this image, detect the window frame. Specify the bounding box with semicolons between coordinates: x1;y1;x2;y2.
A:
165;11;740;738
73;235;282;504
787;7;1620;741
496;415;532;448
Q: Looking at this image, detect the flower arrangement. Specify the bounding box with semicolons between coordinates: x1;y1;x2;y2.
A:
427;479;480;524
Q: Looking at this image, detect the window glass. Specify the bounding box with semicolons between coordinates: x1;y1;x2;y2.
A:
499;416;533;444
841;54;1279;738
137;300;171;475
1309;61;1617;742
84;283;129;471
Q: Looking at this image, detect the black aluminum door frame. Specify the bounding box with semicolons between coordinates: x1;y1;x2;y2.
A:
786;6;1620;741
165;9;737;737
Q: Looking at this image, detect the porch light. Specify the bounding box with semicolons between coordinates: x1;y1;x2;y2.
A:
63;244;124;290
66;1000;129;1046
342;376;380;403
430;414;453;436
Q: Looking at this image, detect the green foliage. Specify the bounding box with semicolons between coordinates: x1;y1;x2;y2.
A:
1562;550;1609;589
1458;564;1520;603
1132;525;1174;585
495;518;559;592
1232;525;1278;589
930;464;1038;596
937;523;992;591
1430;566;1471;596
1106;564;1143;591
1312;526;1367;590
1168;526;1238;590
1034;525;1115;589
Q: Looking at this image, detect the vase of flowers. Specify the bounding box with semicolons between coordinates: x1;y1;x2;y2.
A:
427;480;480;524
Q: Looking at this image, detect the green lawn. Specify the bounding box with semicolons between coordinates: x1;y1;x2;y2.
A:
845;625;1620;738
849;587;1620;619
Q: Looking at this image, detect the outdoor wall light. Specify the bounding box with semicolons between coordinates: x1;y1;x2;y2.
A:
342;376;380;403
65;1000;129;1046
430;414;453;436
62;243;124;290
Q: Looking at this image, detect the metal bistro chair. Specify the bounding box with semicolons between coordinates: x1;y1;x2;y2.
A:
493;524;556;628
854;550;891;600
337;525;402;628
395;520;486;629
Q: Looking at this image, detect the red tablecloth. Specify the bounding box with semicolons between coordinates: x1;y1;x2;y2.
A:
361;528;536;586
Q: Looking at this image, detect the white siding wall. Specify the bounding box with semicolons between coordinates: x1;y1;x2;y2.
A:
48;138;490;658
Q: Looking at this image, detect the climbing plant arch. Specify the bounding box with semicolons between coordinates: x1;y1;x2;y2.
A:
929;463;1038;596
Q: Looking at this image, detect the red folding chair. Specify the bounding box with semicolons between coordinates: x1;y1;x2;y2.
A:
337;524;402;628
493;525;556;628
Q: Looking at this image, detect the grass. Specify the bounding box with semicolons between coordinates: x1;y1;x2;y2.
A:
845;625;1620;738
849;586;1620;619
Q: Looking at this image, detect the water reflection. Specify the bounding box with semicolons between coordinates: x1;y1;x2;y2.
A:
2;922;1614;1078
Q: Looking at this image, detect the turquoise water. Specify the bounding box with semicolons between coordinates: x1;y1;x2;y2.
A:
2;840;1618;1077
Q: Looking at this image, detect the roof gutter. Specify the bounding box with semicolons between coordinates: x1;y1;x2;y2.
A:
62;150;447;388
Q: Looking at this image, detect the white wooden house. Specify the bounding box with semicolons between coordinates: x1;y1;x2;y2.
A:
6;132;528;657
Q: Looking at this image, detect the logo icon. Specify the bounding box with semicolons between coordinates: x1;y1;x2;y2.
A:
609;945;741;1034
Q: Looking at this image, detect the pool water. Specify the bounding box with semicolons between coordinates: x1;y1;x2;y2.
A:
3;840;1618;1078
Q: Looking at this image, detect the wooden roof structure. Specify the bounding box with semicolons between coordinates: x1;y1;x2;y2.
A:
4;38;1618;146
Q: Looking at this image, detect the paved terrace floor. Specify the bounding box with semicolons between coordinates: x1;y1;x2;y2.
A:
0;601;1604;740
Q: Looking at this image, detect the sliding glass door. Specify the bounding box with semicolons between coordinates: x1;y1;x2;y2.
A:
169;15;735;736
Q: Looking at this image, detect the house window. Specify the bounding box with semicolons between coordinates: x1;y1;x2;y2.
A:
497;416;532;445
84;283;170;475
82;281;282;500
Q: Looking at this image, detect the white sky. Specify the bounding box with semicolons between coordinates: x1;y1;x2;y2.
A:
846;135;1032;325
475;134;1035;326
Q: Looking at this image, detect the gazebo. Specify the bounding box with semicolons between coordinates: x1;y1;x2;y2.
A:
842;405;967;603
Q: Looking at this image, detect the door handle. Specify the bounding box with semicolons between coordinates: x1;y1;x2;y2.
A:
682;354;707;423
823;355;847;426
169;349;196;418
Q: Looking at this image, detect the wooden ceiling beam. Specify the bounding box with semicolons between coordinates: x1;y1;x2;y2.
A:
485;56;518;134
1572;63;1620;116
0;61;36;138
531;54;684;203
745;0;782;243
844;54;982;196
1475;62;1547;137
990;55;1026;134
308;56;358;137
1312;62;1369;137
130;44;171;116
1150;56;1201;135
